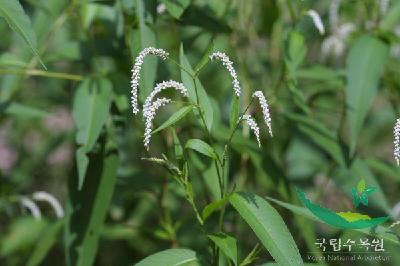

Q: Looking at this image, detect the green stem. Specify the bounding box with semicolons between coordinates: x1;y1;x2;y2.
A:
0;68;83;81
285;0;297;25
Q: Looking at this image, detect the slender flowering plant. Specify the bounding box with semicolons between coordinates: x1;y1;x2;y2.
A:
306;10;325;35
19;191;64;220
394;118;400;165
130;47;281;265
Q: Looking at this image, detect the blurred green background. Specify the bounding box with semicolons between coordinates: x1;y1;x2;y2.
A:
1;0;400;265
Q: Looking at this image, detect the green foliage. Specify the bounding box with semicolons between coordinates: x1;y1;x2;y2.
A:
135;249;199;266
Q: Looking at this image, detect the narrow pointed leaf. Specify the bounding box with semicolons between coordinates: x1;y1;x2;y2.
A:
208;233;237;265
135;248;199;266
185;139;217;160
153;106;193;134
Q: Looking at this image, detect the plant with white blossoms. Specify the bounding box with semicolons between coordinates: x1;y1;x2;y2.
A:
306;10;325;35
130;47;169;114
393;118;400;165
130;47;279;266
19;191;64;220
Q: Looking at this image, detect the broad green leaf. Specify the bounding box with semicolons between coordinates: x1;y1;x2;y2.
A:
185;139;217;160
65;135;119;266
365;158;400;182
180;44;213;131
345;35;389;155
161;0;191;19
0;0;46;69
72;78;113;189
229;193;303;266
208;233;237;265
135;248;199;266
153;106;193;134
285;31;306;74
27;220;64;266
294;65;343;81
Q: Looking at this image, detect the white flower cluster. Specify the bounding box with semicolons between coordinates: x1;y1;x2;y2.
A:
143;80;187;118
240;115;261;147
144;98;171;150
252;91;273;137
307;10;325;35
131;47;169;114
394;118;400;166
210;52;241;97
19;191;64;220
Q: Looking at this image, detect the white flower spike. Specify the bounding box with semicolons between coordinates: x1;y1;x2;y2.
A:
142;80;187;119
32;191;64;218
394;118;400;165
252;91;273;137
144;98;171;150
20;197;41;220
240;115;261;147
307;10;325;35
210;52;241;97
329;0;341;31
131;47;169;114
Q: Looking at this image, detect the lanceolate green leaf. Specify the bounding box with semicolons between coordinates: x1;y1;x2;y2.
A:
229;192;303;266
65;135;119;266
72;78;113;189
180;44;214;131
208;233;237;265
185;139;217;160
0;0;46;69
152;105;193;134
27;220;64;266
135;248;199;266
345;35;389;155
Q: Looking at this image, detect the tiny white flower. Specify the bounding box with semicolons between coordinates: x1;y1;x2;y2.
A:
157;3;167;14
144;98;171;150
307;10;325;35
142;80;187;119
20;197;41;220
32;191;64;218
240;115;261;147
252;91;273;137
210;52;241;97
321;23;355;58
394;118;400;165
131;47;169;115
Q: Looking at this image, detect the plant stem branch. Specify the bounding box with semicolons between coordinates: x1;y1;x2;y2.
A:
0;68;83;81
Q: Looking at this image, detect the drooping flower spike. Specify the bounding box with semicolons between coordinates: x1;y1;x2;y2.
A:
131;47;169;114
142;80;187;119
394;118;400;165
32;191;64;218
240;115;261;147
210;52;241;97
20;197;41;220
307;10;325;35
144;98;171;150
252;91;273;137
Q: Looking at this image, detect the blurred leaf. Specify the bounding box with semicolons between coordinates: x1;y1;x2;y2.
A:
380;1;400;31
208;233;237;265
345;35;389;155
72;78;113;189
161;0;191;19
180;45;213;131
135;248;199;266
185;139;217;160
66;135;119;266
0;0;46;69
2;102;49;118
172;128;183;160
295;65;343;81
181;5;230;33
229;192;303;266
357;178;366;194
26;219;64;266
0;218;47;256
194;40;214;74
153;105;193;134
366;158;400;182
0;53;28;67
285;31;306;74
230;96;240;131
